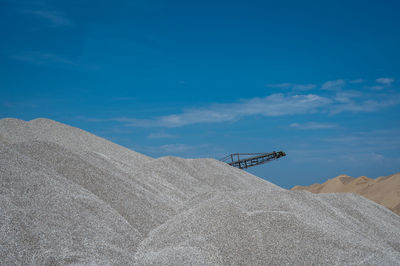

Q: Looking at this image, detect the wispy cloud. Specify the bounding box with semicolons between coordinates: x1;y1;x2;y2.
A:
334;90;363;103
376;77;394;85
331;94;400;114
366;77;395;90
367;85;385;91
24;10;72;26
266;83;316;91
84;78;400;128
292;84;317;91
126;92;398;127
320;79;345;90
147;132;176;139
289;122;338;130
120;93;331;127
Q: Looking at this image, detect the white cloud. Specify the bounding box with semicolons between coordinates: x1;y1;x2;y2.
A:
146;91;400;126
321;79;345;90
334;90;363;103
24;10;72;26
376;77;394;85
289;122;337;130
292;84;317;91
330;95;400;114
84;78;400;128
365;78;394;91
368;85;385;91
123;93;331;127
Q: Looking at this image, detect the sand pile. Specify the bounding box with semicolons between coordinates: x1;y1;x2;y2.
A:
1;118;400;265
292;173;400;216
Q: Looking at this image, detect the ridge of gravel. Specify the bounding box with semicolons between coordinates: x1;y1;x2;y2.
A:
1;118;400;265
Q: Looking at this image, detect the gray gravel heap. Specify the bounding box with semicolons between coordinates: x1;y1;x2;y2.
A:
1;118;400;265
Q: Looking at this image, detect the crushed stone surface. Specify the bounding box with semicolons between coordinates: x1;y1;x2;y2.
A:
1;118;400;265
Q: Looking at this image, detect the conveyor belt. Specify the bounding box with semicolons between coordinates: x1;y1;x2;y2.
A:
220;151;286;169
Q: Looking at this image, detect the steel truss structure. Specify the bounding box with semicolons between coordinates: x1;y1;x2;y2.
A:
220;151;286;169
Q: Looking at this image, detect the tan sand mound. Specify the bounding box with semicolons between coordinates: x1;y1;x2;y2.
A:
1;118;400;265
292;173;400;216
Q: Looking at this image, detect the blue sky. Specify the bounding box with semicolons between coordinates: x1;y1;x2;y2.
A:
1;0;400;188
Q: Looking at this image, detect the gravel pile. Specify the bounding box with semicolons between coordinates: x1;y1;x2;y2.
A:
292;173;400;216
1;118;400;265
